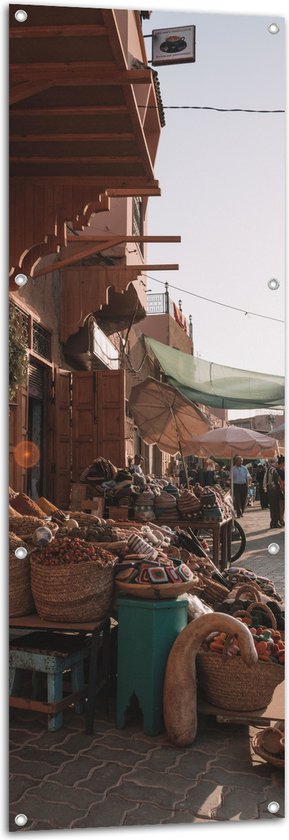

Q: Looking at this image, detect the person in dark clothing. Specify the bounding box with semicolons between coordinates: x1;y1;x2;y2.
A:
255;463;268;509
276;456;285;526
265;459;283;528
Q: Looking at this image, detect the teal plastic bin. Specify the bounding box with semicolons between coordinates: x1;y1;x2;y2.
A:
116;596;188;736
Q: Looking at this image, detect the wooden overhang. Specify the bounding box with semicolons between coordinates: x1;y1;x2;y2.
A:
9;4;164;283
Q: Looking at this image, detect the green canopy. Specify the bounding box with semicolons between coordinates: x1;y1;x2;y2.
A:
145;338;285;410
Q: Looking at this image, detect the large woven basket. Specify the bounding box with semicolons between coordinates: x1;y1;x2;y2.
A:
9;553;35;617
30;557;115;622
197;650;284;711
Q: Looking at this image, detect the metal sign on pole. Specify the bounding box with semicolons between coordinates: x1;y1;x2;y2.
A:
152;26;196;67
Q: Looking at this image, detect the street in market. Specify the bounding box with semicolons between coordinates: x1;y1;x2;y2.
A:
8;4;285;835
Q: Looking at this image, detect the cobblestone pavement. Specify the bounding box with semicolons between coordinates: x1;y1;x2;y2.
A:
234;501;285;599
9;504;285;831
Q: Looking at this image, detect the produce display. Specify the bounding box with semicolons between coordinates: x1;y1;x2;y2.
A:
32;537;117;567
9;515;59;542
204;620;285;665
9;492;48;519
36;496;69;521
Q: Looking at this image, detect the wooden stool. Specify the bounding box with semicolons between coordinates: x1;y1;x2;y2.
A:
116;597;188;736
9;632;89;731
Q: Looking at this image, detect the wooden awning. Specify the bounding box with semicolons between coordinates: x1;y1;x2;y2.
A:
9;5;162;280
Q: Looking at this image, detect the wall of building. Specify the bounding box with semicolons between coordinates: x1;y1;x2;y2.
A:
140;313;193;355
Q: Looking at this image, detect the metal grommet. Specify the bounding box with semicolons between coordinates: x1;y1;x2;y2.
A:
14;10;28;22
15;273;28;287
14;814;28;827
15;546;28;560
268;278;280;290
268;23;280;35
268;542;280;556
267;801;280;814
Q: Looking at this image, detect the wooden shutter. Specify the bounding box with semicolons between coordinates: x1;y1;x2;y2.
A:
71;371;97;482
71;369;126;483
52;369;71;508
9;382;28;493
97;369;125;467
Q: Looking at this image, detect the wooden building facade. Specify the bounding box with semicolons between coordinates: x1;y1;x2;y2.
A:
9;5;180;505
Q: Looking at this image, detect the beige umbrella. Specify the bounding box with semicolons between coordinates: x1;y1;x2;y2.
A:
189;425;279;498
189;425;279;459
129;378;210;484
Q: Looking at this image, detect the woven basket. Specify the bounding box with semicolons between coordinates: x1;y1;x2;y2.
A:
30;556;116;622
197;646;284;711
9;552;35;617
251;730;285;768
232;584;262;602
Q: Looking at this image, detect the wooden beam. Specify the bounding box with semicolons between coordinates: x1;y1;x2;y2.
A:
67;235;181;243
11;105;128;117
10;175;161;190
10;81;55;105
10;65;153;87
107;187;161;197
93;265;179;271
10;156;140;165
10;24;107;38
32;237;127;277
33;251;179;279
10;133;135;143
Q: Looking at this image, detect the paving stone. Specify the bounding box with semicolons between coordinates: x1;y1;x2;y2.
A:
124;800;174;826
35;731;92;753
10;755;61;780
77;761;125;793
168;749;215;779
111;779;182;810
71;793;138;828
12;747;63;768
210;754;273;778
205;765;273;792
46;754;103;785
212;786;260;820
83;742;147;767
136;746;185;773
122;766;194;796
162;810;214;824
9;775;42;803
24;779;97;810
101;733;156;753
29;729;79;749
178;780;223;817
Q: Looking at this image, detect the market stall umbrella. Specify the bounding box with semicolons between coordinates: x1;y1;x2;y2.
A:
189;425;279;498
129;377;210;483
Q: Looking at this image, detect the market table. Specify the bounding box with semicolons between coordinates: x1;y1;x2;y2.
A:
156;517;233;571
9;613;111;734
198;679;285;724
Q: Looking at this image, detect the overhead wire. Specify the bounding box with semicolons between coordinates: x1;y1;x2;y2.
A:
137;104;285;113
141;274;284;323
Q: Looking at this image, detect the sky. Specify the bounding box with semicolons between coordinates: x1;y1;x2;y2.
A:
140;9;285;384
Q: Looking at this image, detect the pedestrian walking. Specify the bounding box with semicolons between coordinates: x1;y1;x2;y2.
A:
256;462;268;509
232;456;250;517
264;458;283;529
276;455;285;527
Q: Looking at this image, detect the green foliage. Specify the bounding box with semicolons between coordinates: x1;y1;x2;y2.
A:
9;302;28;401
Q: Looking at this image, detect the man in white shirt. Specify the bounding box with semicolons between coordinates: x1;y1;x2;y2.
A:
232;456;251;517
